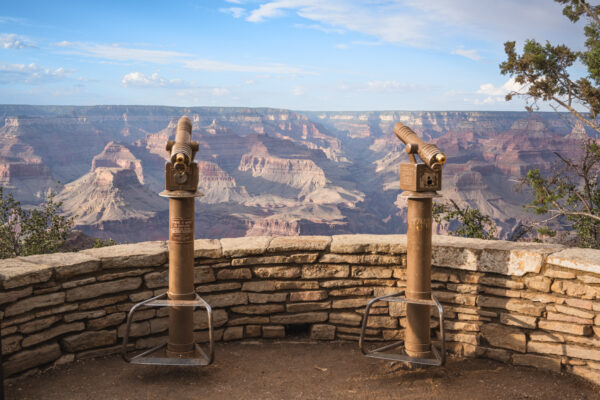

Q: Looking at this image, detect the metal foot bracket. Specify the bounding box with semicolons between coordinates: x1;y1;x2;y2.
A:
122;292;214;366
359;291;446;366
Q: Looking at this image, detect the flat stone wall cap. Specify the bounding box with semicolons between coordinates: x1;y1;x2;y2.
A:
221;236;272;257
0;258;52;289
194;239;222;258
547;248;600;275
330;234;406;254
19;252;100;280
267;236;331;253
82;241;167;268
432;236;562;276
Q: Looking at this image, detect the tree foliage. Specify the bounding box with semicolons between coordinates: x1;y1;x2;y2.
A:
433;199;497;240
501;0;600;248
0;187;73;259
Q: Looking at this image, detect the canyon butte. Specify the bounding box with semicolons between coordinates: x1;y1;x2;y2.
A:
0;105;590;243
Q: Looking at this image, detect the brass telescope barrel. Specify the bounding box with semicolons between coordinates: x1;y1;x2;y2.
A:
394;122;446;171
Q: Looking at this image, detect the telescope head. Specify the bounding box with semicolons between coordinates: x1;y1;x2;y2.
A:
394;122;446;172
164;116;199;192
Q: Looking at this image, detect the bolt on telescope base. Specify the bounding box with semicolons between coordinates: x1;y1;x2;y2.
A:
359;292;446;367
122;292;214;366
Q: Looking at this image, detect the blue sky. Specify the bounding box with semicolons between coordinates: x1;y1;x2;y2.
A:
0;0;587;111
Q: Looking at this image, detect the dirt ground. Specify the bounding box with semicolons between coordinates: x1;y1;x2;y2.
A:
6;340;600;400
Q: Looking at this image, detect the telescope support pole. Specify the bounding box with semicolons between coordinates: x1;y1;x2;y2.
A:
167;197;195;356
405;197;433;359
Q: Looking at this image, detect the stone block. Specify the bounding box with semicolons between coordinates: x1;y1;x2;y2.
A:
577;274;600;284
216;268;252;280
242;281;276;292
77;344;126;360
382;329;404;341
129;291;154;302
444;320;481;332
447;283;480;294
0;286;32;305
194;309;228;329
321;254;401;265
21;252;100;280
82;241;167;268
195;329;224;343
66;277;142;302
4;342;61;377
245;325;262;337
144;271;168;288
311;324;336;340
231;304;284;315
521;292;564;304
253;266;301;279
22;322;84;348
19;316;61;334
302;264;349;279
35;304;78;318
223;326;244;341
330;234;406;254
203;292;248;308
79;295;128;311
547;248;600;274
529;331;565;343
2;335;22;355
366;316;397;329
480;323;526;353
329;312;362;326
117;321;150;338
286;301;331;313
97;269;151;282
248;292;288;304
270;312;328;324
193;239;222;258
221;236;271;257
500;313;537;329
149;318;169;334
319;280;361;288
551;280;599;299
477;276;525;289
267;236;331;252
329;287;373;297
477;296;545;316
547;312;593;325
512;353;561;372
0;258;52;289
275;281;319;290
64;310;106;323
54;353;75;366
555;304;596;319
197;282;242;293
5;292;65;317
564;298;595;310
194;266;215;283
61;330;116;352
262;325;285;338
433;291;477;306
351;267;393;279
538;320;592;336
544;267;576;279
332;298;368;309
290;290;327;302
88;313;126;330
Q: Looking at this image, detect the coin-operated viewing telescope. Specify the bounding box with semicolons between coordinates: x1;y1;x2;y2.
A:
360;122;446;367
122;116;214;366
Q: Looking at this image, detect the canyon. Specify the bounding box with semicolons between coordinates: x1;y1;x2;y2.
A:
0;105;590;242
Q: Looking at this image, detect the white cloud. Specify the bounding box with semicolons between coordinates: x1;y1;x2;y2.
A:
220;7;246;18
365;80;418;93
0;33;35;49
121;72;184;88
477;78;523;97
0;63;72;84
225;0;244;3
294;23;344;34
54;41;191;64
451;46;482;61
241;0;583;49
335;43;348;49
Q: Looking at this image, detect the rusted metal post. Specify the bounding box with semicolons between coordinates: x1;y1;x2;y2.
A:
405;197;433;358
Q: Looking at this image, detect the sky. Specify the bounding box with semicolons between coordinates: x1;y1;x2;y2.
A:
0;0;589;111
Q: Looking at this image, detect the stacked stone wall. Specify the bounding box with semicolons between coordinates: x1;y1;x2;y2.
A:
1;235;599;385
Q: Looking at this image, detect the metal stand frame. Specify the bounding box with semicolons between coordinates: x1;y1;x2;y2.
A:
359;291;446;366
122;292;214;366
